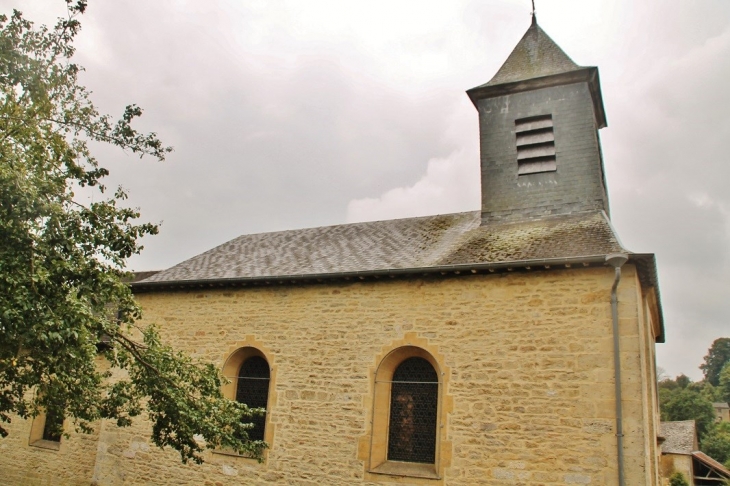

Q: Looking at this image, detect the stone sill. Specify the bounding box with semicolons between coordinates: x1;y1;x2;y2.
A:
370;461;439;479
211;449;262;463
30;439;61;451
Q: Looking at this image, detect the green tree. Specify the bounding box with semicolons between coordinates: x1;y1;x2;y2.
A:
669;472;690;486
690;379;723;403
657;374;721;420
676;374;691;389
701;338;730;386
702;422;730;466
0;3;263;463
719;363;730;404
661;388;716;439
659;373;694;392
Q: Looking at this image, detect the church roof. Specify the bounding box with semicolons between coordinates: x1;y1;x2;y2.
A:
479;17;582;88
132;210;662;340
137;210;624;284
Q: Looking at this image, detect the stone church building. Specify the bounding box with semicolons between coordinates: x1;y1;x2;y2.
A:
3;18;667;485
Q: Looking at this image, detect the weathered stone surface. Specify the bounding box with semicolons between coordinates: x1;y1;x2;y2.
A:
0;265;662;485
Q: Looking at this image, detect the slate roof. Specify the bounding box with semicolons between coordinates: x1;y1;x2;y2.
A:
475;17;583;89
660;421;697;455
125;271;160;283
138;210;624;284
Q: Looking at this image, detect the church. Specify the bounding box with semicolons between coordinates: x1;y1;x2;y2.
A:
3;17;666;485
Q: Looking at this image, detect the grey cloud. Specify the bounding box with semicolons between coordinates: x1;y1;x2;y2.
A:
65;1;467;267
4;0;730;379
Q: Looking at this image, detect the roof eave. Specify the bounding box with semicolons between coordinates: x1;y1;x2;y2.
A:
628;252;665;343
692;451;730;478
466;67;607;129
131;252;663;341
131;254;612;291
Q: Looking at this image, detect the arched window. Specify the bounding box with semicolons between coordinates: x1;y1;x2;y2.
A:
387;357;438;464
365;342;450;479
236;355;270;442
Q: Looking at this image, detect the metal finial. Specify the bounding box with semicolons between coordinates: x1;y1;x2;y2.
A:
531;0;537;25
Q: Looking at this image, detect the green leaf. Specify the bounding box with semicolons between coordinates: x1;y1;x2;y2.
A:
0;5;258;463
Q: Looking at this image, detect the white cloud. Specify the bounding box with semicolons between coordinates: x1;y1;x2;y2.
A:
346;94;480;223
346;145;480;223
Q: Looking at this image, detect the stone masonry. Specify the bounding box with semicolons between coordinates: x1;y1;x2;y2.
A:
1;265;662;485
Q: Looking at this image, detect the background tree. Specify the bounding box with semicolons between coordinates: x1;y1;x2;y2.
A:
676;374;691;389
668;472;690;486
700;337;730;386
659;339;730;471
0;2;263;463
719;364;730;404
661;387;717;439
701;422;730;468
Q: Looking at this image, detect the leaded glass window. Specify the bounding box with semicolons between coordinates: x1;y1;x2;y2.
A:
387;357;438;464
236;355;270;442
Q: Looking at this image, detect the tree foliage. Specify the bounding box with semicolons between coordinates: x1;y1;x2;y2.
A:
661;387;716;439
701;337;730;386
719;363;730;404
659;361;730;471
0;2;264;463
702;422;730;467
669;472;690;486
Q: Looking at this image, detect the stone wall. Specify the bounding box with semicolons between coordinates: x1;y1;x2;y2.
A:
659;454;693;486
0;393;101;484
0;265;661;485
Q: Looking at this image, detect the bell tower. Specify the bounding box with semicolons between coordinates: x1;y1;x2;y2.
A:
467;17;610;225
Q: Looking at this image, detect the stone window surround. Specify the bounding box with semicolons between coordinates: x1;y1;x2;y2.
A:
29;409;63;451
360;333;453;483
218;338;277;461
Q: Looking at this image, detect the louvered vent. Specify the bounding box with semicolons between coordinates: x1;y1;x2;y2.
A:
515;114;556;175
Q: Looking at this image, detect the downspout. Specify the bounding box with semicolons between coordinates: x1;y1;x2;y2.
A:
606;253;629;486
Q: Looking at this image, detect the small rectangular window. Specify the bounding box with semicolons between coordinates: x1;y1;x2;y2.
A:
515;114;556;175
29;406;64;450
42;408;63;442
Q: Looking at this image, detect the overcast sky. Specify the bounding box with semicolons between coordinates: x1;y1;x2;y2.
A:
7;0;730;381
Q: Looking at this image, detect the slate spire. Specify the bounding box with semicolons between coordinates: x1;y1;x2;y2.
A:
467;18;605;128
482;19;581;88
